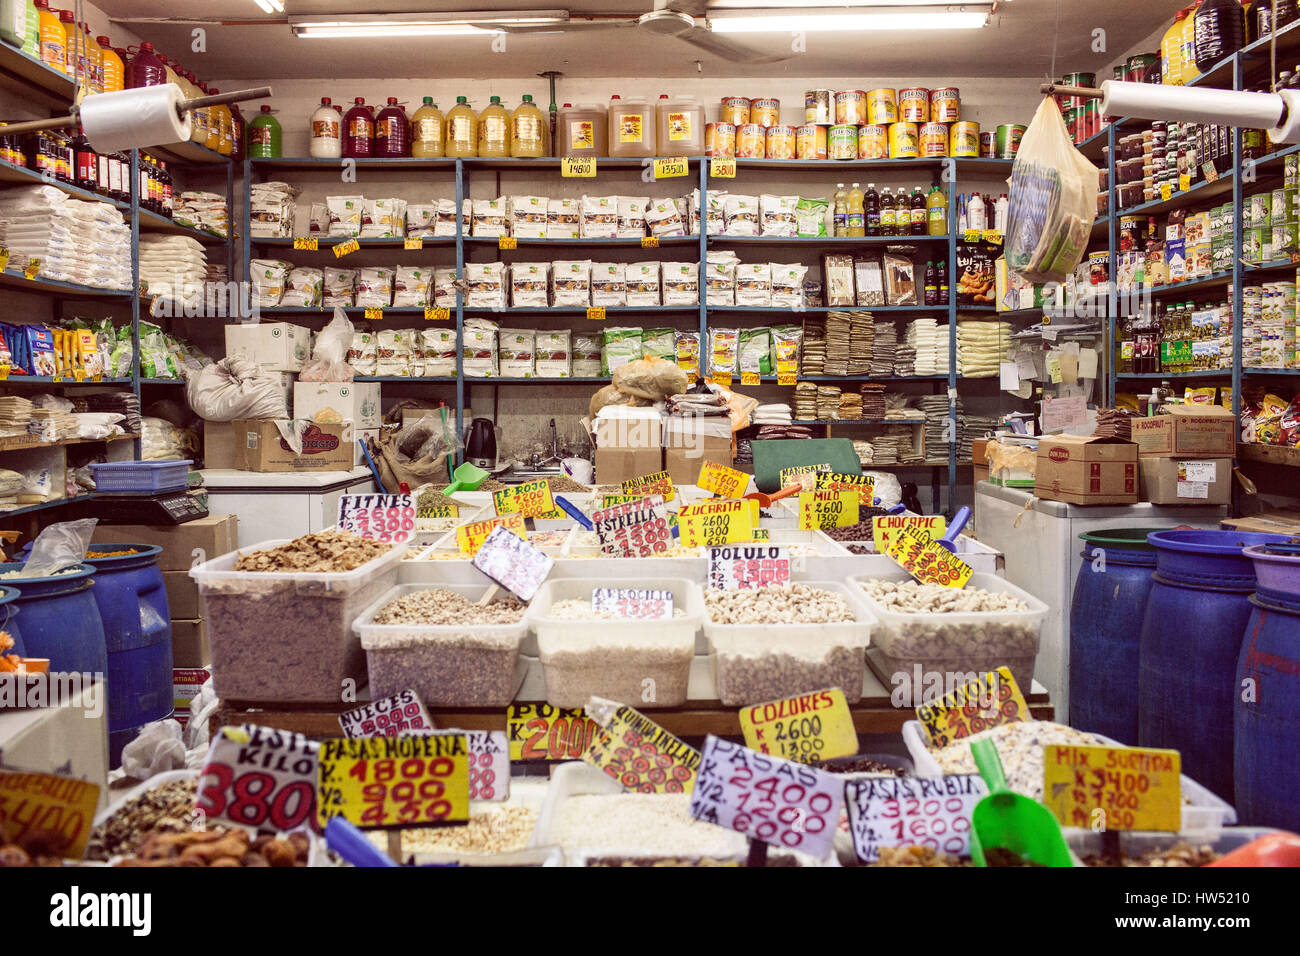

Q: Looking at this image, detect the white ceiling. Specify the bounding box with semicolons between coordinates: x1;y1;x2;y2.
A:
94;0;1184;79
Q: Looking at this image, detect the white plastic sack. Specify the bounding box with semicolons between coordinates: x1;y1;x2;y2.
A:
299;308;356;382
22;518;98;577
121;718;188;780
186;356;290;421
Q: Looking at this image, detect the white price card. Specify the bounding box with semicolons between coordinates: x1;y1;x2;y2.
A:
707;545;791;590
464;730;510;801
338;689;435;738
591;587;674;620
472;524;554;601
1179;460;1217;483
338;493;415;544
197;725;321;834
845;773;987;864
688;734;843;860
590;493;673;557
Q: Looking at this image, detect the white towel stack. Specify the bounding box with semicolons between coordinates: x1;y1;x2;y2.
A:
0;186;131;289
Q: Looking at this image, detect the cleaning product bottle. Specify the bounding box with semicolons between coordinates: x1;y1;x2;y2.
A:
832;183;848;237
1194;0;1245;71
343;96;375;158
608;94;655;157
994;193;1009;232
375;96;408;157
126;40;166;87
847;182;865;237
557;103;606;157
229;103;246;162
967;191;987;232
410;97;444;158
309;96;342;158
247;104;281;158
57;10;76;78
477;95;510;157
445;95;477;157
1163;9;1190;84
34;0;62;73
510;94;546;157
82;25;100;92
97;40;124;91
656;93;705;155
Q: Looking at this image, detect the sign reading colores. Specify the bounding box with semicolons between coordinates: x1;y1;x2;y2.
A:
0;770;101;859
507;703;601;762
846;773;987;863
583;697;700;794
197;725;321;834
1042;745;1182;832
738;688;857;763
915;666;1029;749
316;732;469;829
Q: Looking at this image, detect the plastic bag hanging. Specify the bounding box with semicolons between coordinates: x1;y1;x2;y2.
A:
1005;96;1100;285
22;518;99;578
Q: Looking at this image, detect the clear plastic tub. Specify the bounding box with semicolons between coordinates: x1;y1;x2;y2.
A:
1066;827;1279;866
850;572;1047;692
703;581;874;706
527;577;701;708
354;583;529;707
190;538;404;701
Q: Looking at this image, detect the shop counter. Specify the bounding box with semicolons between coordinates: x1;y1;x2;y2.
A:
199;467;376;548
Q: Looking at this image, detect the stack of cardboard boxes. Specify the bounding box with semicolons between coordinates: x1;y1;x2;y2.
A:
594;411;734;485
1132;405;1236;505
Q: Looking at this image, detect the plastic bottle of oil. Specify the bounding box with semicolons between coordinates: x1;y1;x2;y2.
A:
557;102;606;157
477;95;510;157
1163;8;1190;84
510;94;546;157
445;95;477;157
410;97;444;158
846;182;865;237
82;26;101;93
608;94;655;157
97;38;123;91
832;183;848;236
926;185;948;236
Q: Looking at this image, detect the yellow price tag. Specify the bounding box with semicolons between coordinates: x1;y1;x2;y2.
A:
677;499;754;547
24;257;40;280
1042;745;1182;832
797;490;860;529
583;701;700;793
962;229;979;243
51;374;64;383
601;494;643;507
915;667;1028;749
696;460;749;498
72;369;85;382
91;372;102;383
1179;173;1191;193
561;157;597;178
621;470;676;503
417;504;459;519
498;235;518;250
333;238;360;258
587;306;607;321
492;478;556;518
653;156;689;179
0;246;9;272
456;513;526;553
316;734;469;830
1160;182;1172;202
738;688;858;764
871;514;946;552
507;704;601;761
425;307;450;321
780;464;830;491
710;157;737;179
0;769;101;859
741;371;761;385
293;237;319;251
710;371;732;387
0;365;9;381
776;370;797;386
981;230;1003;246
814;472;873;495
404;237;424;250
884;523;974;589
641;236;660;248
364;307;383;320
751;528;770;540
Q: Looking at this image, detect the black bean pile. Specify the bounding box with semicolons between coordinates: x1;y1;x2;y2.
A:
823;511;891;541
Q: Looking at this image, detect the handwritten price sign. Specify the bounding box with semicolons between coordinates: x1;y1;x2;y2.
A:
583;697;700;794
197;725;321;834
333;238;360;258
1042;745;1182;832
738;688;857;764
472;525;554;601
492;478;555;518
455;513;526;553
338;689;434;738
814;472;874;496
0;770;101;859
707;545;791;590
592;587;674;619
677;499;754;547
798;490;860;530
507;704;601;762
591;494;673;557
697;460;749;498
915;667;1029;749
338;493;415;544
884;524;973;588
846;774;987;863
872;514;945;552
465;730;510;801
780;463;831;492
621;470;675;503
316;733;469;830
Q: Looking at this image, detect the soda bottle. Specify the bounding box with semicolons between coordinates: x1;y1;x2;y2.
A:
865;182;880;236
375;96;409;157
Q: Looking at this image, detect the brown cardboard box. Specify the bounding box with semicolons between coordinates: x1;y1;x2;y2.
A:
595;447;663;485
1131;405;1235;458
171;619;210;668
1035;435;1138;505
91;514;238;570
234;419;353;473
203;420;238;470
664;417;732;485
972;438;990;484
1138;457;1232;505
162;570;201;619
1221;509;1300;535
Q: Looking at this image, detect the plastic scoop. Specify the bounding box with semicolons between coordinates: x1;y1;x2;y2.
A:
936;505;971;553
442;461;489;496
554;495;593;530
969;737;1074;868
325;816;399;867
743;483;803;508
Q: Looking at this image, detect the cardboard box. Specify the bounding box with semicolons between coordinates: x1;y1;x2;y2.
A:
594;412;662;450
293;381;382;430
171;619;210;668
1220;508;1300;535
1138;457;1233;505
224;323;311;372
173;667;211;726
234;419;354;473
203;420;239;470
663;417;732;485
1131;405;1235;458
1034;435;1138;505
163;570;201;620
91;514;238;570
972;438;990;484
0;677;109;811
595;447;663;485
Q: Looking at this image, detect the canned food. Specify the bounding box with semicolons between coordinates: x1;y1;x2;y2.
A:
919;123;948;157
931;88;960;123
796;124;827;160
889;122;919;159
1286;154;1299;187
1249;193;1270;228
736;123;765;158
828;124;858;160
1088;251;1110;284
1275;221;1299;256
834;90;866;126
898;88;929;123
949;121;979;157
979;131;996;158
996;123;1026;158
1118;215;1144;251
720;96;750;126
1244;226;1264;263
705;122;736;157
1272;188;1290;224
1125;54;1160;84
750;97;780;127
857;124;888;159
804;89;833;125
868;88;898;125
766;124;796;160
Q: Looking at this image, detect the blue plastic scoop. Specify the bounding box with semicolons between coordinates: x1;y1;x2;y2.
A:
937;505;971;553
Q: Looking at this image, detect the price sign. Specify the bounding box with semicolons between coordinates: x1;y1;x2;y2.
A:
981;230;1003;246
0;365;10;381
591;494;673;557
621;469;675;502
498;235;518;250
0;246;9;272
424;307;450;321
91;372;102;382
197;725;321;834
689;735;842;859
364;306;384;320
417;504;459;519
697;460;749;498
592;587;674;619
962;229;979;243
601;494;642;507
586;306;607;321
561;157;597;177
0;770;101;859
1179;172;1191;192
780;463;831;492
339;689;435;738
798;490;860;529
777;368;797;386
507;703;601;762
846;773;987;864
1160;182;1172;202
293;237;318;251
583;696;700;793
472;524;553;601
404;237;424;250
456;730;509;801
738;688;857;764
707;545;790;590
915;666;1029;749
872;514;945;552
751;528;769;540
1042;745;1181;832
814;471;873;495
72;368;85;382
455;513;526;553
641;236;659;248
677;498;754;547
492;478;555;518
740;371;761;385
333;238;360;258
337;493;415;544
23;258;40;280
884;524;973;588
710;157;737;179
654;156;689;179
51;374;64;383
316;733;469;830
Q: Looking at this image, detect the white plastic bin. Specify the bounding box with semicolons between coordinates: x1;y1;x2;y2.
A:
1066;827;1279;866
354;583;530;707
527;577;701;708
191;537;404;701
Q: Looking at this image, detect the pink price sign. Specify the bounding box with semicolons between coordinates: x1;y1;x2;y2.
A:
197;725;322;834
707;545;792;590
338;689;435;738
338;493;415;544
591;587;674;620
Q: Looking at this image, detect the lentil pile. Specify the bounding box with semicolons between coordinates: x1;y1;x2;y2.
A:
233;530;390;573
477;477;508;492
402;805;537;856
416;487;460;511
87;777;198;861
546;473;591;494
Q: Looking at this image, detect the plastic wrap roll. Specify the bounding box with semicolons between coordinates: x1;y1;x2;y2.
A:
1268;89;1300;146
1099;80;1284;129
81;83;192;153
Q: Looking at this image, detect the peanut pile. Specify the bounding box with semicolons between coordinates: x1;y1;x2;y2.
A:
373;587;526;626
704;584;856;624
233;530;390;573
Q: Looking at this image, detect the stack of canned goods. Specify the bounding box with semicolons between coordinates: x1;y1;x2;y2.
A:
1243;157;1300;263
1242;280;1298;368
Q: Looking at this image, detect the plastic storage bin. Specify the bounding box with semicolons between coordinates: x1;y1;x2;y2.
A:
354;582;529;707
850;572;1047;692
1066;827;1278;865
527;577;701;708
90;459;192;493
704;581;874;706
190;538;404;701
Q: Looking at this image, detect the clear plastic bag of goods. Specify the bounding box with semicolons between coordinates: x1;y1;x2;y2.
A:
471;197;509;238
326;195;364;237
645;197;686;237
1006;97;1099;283
347;331;378;376
419;328;457;377
509;195;549;239
465;262;506;309
739;328;772;375
298;308;355;382
723;194;759;236
641;328;675;362
600;327;643;378
510;262;550;308
375;329;413;377
397;412;462;462
323;266;356;307
735;263;772;307
392;266;432;308
551;259;592;306
613;356;688;402
186;356;290;421
625;262;661;307
572;332;603;378
709;328;739;376
499;328;536;377
580;196;619;238
661;261;699;305
705;250;738;306
21;518;98;577
616;197;648;238
589;383;645;417
355;266;394;308
591;262;627;307
547;198;581;239
280;267;324;308
535;330;571;377
760;194;798;237
771;264;808;308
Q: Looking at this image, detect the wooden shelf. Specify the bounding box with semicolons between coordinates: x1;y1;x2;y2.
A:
0;433;136;454
1238;442;1300;468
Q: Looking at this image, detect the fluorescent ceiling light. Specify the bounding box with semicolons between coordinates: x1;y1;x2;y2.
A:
268;0;284;11
710;0;968;6
294;23;490;37
252;0;274;13
710;10;990;32
290;10;567;38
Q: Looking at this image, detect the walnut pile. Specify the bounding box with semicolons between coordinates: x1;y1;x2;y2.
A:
115;827;309;867
372;588;527;626
86;778;198;861
860;578;1029;614
704;584;857;624
233;530;391;573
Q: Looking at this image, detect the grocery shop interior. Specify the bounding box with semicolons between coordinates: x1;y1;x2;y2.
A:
0;0;1298;877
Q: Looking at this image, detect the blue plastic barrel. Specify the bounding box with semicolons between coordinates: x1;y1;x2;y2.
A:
1070;528;1163;743
1235;593;1300;830
0;563;107;675
1138;530;1290;801
0;585;24;656
84;544;173;768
